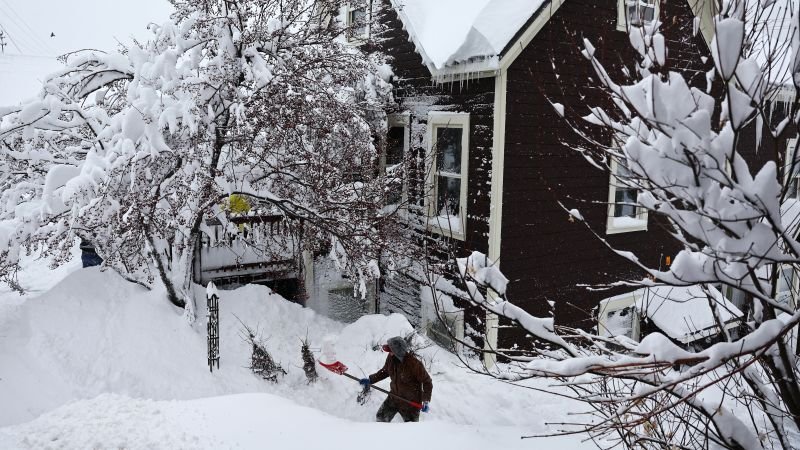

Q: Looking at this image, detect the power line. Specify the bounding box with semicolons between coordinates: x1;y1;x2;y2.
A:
0;4;53;55
0;19;39;55
0;0;56;55
0;21;23;54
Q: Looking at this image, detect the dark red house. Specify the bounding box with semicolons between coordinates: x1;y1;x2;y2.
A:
336;0;729;362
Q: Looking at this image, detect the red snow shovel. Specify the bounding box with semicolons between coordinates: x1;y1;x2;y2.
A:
319;360;424;410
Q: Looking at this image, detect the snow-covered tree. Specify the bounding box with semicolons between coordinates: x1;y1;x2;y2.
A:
430;1;800;448
0;0;398;311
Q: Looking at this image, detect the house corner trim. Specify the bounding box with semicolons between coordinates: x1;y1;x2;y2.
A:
485;69;508;368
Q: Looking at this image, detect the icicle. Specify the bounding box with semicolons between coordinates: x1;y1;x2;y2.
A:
756;113;763;152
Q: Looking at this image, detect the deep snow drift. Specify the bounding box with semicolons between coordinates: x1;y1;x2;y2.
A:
0;262;591;449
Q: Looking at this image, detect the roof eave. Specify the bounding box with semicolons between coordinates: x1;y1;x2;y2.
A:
497;0;567;72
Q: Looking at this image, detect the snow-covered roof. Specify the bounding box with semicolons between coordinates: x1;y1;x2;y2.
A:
635;285;743;344
747;0;797;88
390;0;547;77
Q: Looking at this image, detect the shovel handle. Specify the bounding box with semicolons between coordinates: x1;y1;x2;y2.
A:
341;372;423;410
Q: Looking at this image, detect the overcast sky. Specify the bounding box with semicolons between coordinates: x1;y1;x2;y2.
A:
0;0;173;56
0;0;173;104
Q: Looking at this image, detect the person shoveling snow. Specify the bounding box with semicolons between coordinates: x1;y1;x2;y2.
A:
320;336;433;423
361;337;432;423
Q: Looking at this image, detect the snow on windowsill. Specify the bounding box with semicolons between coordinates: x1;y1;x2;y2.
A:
428;215;465;240
606;216;648;234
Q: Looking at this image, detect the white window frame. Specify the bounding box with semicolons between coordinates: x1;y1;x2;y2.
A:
607;158;648;234
426;112;469;241
383;113;410;212
598;292;641;341
785;137;800;198
343;2;370;43
617;0;659;31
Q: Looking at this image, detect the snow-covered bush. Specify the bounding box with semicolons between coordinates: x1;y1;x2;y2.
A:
0;0;401;309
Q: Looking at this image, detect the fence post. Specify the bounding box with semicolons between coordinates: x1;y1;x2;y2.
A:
207;281;220;372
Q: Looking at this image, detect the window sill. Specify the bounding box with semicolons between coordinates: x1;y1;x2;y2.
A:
427;217;466;241
346;35;369;45
606;217;648;235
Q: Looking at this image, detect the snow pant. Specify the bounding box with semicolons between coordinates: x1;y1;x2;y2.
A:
376;398;419;423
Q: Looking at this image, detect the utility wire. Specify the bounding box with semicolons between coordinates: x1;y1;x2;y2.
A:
0;0;56;55
0;5;52;55
0;21;22;54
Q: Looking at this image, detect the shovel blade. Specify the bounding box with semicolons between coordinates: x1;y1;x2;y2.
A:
319;360;349;375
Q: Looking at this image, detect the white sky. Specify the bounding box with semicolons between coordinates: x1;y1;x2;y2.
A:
0;0;173;105
0;0;173;56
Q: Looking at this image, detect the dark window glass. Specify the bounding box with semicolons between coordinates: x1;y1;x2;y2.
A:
613;162;638;218
614;187;638;218
642;5;656;22
386;126;404;166
626;0;655;26
436;176;461;217
777;266;795;308
435;127;462;174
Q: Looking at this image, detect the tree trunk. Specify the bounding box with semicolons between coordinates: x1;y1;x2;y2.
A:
147;233;184;308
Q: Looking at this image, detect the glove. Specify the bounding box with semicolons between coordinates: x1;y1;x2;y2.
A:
421;402;430;413
359;378;371;386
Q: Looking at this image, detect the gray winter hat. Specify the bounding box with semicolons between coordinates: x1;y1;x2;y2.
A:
386;336;409;361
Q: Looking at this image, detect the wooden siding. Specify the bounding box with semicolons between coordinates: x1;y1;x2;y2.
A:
498;0;715;349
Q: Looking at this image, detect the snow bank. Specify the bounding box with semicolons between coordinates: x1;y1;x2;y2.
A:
0;265;588;446
0;393;587;450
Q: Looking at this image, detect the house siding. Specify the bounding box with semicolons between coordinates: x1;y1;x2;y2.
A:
497;0;714;349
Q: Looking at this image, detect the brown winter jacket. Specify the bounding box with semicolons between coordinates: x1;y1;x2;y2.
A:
368;353;432;407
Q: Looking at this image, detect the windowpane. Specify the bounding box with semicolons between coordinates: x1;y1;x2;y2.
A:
789;140;799;199
777;266;794;307
437;176;461;218
626;0;655;26
726;286;747;311
627;4;641;25
386;126;404;166
386;180;403;205
790;176;800;199
349;7;367;37
606;306;635;338
435;127;463;174
614;188;638;218
642;5;655;22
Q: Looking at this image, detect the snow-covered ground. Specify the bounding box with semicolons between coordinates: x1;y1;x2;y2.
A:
0;253;594;449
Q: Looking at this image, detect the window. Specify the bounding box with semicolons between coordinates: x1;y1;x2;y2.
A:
607;158;648;234
598;294;640;340
427;112;469;240
786;138;799;198
421;288;464;354
719;284;748;311
776;265;797;310
384;114;409;208
617;0;658;31
345;2;369;42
